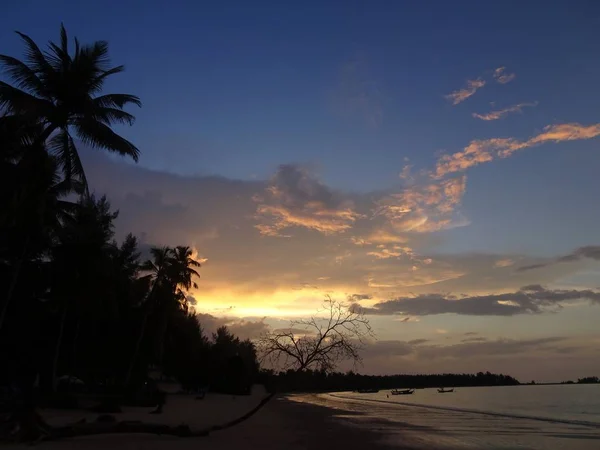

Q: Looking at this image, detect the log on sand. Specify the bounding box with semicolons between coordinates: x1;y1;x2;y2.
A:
2;393;275;443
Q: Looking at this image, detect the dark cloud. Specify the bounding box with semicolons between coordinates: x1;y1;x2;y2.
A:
360;285;600;317
416;337;567;359
347;293;372;302
195;313;269;341
517;245;600;272
461;337;488;343
360;336;574;363
516;263;548;272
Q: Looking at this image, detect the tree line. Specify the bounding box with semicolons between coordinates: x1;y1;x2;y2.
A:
258;369;520;393
0;24;259;410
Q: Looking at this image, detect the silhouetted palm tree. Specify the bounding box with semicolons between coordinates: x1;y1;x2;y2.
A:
170;246;201;291
125;246;201;386
124;246;173;386
0;24;141;186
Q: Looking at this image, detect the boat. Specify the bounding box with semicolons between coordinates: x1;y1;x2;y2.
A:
356;388;379;393
391;388;415;395
437;388;454;393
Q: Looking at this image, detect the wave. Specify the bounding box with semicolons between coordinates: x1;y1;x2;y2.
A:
326;393;600;429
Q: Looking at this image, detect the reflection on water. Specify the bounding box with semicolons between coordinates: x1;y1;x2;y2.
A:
289;385;600;450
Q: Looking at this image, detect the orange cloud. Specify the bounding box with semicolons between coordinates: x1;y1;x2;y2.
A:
493;67;516;84
473;102;537;121
435;123;600;178
494;259;514;268
375;176;468;233
445;79;486;105
367;244;414;260
255;164;362;236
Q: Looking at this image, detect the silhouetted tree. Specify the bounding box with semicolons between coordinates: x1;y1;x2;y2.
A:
258;297;373;373
0;23;140;332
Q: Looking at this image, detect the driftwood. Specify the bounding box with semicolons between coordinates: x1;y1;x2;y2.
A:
1;393;275;443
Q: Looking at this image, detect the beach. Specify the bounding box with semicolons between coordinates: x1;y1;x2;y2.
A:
11;390;395;450
6;386;600;449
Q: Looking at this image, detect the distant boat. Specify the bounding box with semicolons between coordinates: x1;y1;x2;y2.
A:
437;388;454;393
391;388;415;395
356;388;379;393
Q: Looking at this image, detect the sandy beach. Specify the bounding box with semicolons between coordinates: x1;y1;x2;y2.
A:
5;390;395;450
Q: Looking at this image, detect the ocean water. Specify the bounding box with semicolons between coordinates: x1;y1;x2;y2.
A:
289;385;600;449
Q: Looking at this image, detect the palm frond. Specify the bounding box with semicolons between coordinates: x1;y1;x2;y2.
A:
0;81;53;118
93;93;141;109
92;107;136;126
0;54;47;97
14;31;53;77
47;42;70;72
80;40;110;73
187;268;201;278
74;118;140;161
60;23;68;55
87;65;125;93
47;128;87;185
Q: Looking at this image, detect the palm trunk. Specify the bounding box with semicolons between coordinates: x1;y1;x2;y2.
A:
124;281;158;387
124;309;148;387
0;234;30;334
71;320;80;375
51;301;68;392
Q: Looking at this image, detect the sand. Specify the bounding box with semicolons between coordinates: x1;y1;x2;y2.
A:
4;389;395;450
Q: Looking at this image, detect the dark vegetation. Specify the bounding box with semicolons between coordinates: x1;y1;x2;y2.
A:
575;376;599;384
0;24;259;441
258;370;520;393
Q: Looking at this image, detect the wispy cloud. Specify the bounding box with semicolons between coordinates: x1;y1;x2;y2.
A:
445;78;486;105
473;102;537;121
434;123;600;178
493;66;516;84
374;176;468;233
494;258;514;268
517;245;600;272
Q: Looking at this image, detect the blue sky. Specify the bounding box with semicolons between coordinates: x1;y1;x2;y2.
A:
4;1;600;379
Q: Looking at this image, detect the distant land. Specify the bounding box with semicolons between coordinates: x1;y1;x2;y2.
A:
257;370;600;392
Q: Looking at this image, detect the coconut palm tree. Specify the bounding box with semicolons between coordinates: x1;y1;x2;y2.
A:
124;246;173;386
124;246;201;387
169;246;201;305
0;23;141;186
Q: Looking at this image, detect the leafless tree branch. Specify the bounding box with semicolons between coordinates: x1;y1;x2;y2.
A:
257;296;374;372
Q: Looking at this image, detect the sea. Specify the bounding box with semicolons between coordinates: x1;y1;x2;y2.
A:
289;384;600;449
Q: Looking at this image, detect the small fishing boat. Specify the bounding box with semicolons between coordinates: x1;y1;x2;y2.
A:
391;388;415;395
437;388;454;393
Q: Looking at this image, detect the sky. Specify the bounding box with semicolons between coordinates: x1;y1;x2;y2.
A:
3;0;600;381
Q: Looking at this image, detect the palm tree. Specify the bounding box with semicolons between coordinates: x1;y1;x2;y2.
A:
0;23;141;186
124;246;201;386
169;246;201;307
0;24;141;333
124;246;173;386
154;246;201;363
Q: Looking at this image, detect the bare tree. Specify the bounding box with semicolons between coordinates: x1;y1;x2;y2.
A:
258;296;373;372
